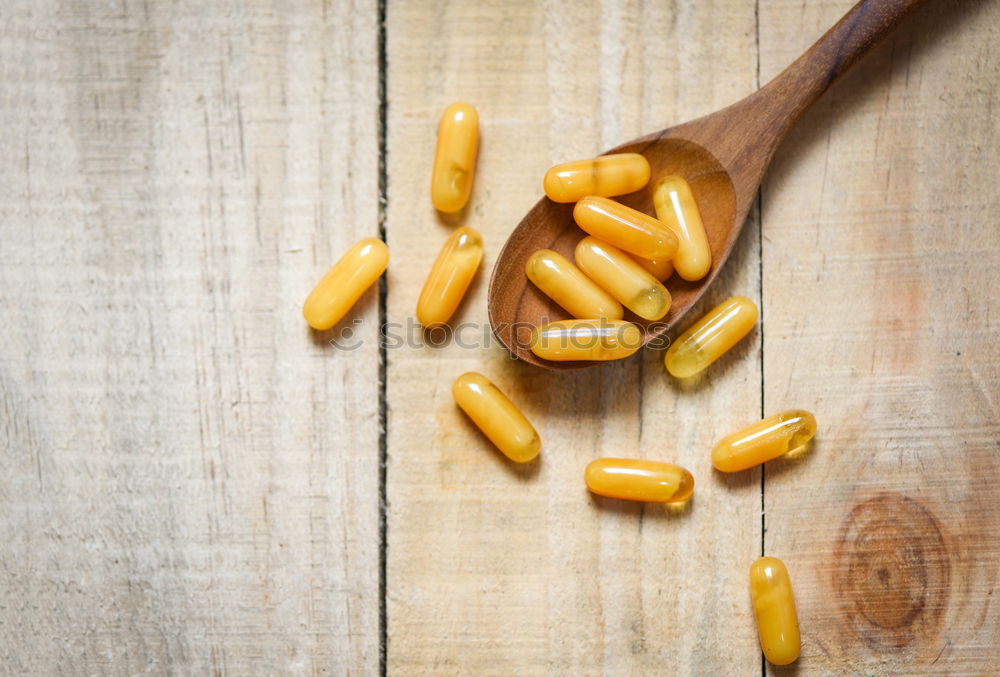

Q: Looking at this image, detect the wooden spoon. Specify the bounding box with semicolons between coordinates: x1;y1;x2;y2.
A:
488;0;926;369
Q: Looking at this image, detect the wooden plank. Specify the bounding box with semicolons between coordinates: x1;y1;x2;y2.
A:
385;2;762;674
0;0;381;673
760;0;1000;673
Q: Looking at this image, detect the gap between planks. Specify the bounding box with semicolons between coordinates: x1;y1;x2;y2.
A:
377;0;389;675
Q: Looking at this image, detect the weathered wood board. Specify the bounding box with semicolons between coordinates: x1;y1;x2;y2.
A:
385;2;762;675
1;0;998;674
760;0;1000;674
0;0;381;673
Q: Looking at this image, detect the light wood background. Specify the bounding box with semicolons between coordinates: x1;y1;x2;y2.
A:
1;0;997;675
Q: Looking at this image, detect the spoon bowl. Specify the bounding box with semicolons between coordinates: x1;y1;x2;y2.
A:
491;136;737;368
488;0;926;369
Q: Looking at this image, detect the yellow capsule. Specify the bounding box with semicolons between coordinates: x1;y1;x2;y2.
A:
627;253;674;282
664;296;758;378
303;238;388;331
530;319;641;362
573;196;678;260
584;458;694;503
452;372;540;463
653;175;712;281
713;411;817;472
574;236;671;321
750;557;800;666
543;153;651;203
525;249;623;320
431;102;479;213
416;226;484;327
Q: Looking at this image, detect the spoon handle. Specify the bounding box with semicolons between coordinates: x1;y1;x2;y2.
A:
758;0;928;136
688;0;929;200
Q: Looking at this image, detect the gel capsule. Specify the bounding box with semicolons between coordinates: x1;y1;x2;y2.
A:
574;236;671;321
713;411;817;472
750;557;800;666
585;458;694;503
452;372;540;463
303;238;388;331
652;175;712;281
431;102;479;213
530;319;641;362
543;153;651;203
664;296;757;378
573;196;678;260
417;226;484;326
525;249;623;320
627;253;673;282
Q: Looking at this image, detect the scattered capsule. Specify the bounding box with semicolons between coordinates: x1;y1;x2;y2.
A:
653;175;712;281
750;557;801;666
713;411;817;472
452;372;540;463
303;238;388;331
543;153;651;203
416;226;484;326
431;102;479;213
573;196;678;260
627;253;674;282
585;458;694;503
664;296;757;378
575;236;671;321
530;319;641;362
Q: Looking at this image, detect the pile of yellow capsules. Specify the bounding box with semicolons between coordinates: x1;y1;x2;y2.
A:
303;102;814;667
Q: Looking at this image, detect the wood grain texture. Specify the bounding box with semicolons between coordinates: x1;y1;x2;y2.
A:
760;0;1000;674
3;0;999;674
0;0;381;673
385;1;762;674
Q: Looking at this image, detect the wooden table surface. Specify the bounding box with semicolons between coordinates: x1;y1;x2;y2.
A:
2;0;998;674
